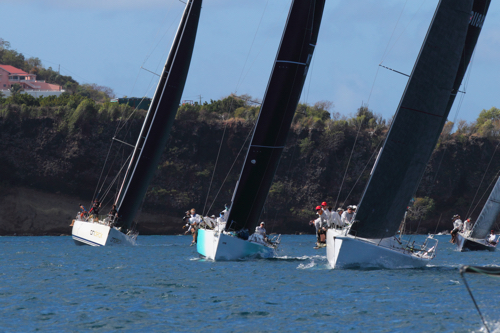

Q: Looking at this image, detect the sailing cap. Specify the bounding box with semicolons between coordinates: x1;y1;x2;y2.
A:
260;222;265;225
347;205;354;210
321;202;327;206
337;207;344;211
452;214;460;219
316;206;322;210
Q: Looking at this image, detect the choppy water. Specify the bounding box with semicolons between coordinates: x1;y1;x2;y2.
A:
1;235;499;332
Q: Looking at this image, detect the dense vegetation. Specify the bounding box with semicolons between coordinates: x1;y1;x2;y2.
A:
2;37;500;234
2;80;500;235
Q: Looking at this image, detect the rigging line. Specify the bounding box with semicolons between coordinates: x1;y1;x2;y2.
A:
305;54;316;105
101;154;133;203
379;64;409;77
235;0;269;92
469;170;500;220
342;136;384;205
92;123;122;201
380;0;409;62
206;121;257;215
238;0;290;89
335;112;364;208
466;142;500;219
202;116;229;216
130;8;182;96
460;271;491;333
271;137;299;234
382;0;429;64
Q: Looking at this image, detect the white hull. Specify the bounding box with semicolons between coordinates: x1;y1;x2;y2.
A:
197;228;276;260
326;229;435;269
456;233;495;252
72;220;136;246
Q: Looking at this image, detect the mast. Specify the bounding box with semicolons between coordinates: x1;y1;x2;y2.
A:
350;0;473;239
471;174;500;239
115;0;202;229
225;0;326;232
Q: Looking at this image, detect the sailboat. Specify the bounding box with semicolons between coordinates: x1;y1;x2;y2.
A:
196;0;326;260
71;0;203;246
327;0;478;268
457;174;498;252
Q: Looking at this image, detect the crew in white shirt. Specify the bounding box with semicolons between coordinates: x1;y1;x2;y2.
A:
255;222;267;237
487;230;497;245
341;206;355;226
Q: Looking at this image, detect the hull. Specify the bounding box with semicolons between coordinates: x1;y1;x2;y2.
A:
456;233;495;252
72;220;136;246
197;229;275;260
326;229;434;269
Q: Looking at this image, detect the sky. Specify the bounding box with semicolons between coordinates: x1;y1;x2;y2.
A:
2;0;500;123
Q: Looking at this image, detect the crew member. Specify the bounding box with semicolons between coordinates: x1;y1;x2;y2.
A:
255;222;267;238
90;199;102;218
487;230;498;245
341;206;355;226
185;208;201;246
108;204;118;225
310;205;328;244
331;207;343;228
450;214;463;243
79;204;88;220
463;218;473;234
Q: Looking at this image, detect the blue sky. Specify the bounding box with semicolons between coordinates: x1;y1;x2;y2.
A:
2;0;499;123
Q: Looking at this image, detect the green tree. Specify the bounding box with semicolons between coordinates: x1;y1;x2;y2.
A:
9;83;23;97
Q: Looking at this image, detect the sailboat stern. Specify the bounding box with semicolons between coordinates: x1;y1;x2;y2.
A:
72;220;136;246
197;228;275;260
456;233;495;252
326;229;433;269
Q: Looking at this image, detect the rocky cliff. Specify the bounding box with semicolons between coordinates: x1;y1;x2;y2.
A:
1;105;500;235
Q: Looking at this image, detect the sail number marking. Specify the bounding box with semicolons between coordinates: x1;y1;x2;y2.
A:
470;11;485;28
90;230;103;238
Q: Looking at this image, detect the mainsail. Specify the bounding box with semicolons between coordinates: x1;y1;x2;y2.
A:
471;174;500;239
225;0;326;232
115;0;202;229
440;0;491;133
351;0;473;239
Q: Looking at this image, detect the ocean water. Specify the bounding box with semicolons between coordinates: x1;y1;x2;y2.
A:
1;235;499;332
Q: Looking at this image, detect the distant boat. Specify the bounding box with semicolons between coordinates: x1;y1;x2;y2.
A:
71;0;203;246
457;174;498;252
196;0;326;260
327;0;479;268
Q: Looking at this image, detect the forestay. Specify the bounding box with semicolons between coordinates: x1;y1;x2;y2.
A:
225;0;326;232
351;0;473;239
471;175;500;239
115;0;203;229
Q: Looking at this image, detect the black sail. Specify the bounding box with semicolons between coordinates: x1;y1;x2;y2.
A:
350;0;473;239
115;0;202;229
441;0;490;133
225;0;326;232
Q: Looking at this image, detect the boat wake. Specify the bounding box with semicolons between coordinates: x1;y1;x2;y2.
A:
273;255;327;262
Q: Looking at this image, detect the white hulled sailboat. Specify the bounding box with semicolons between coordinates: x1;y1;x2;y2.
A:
72;0;203;246
327;0;488;268
197;0;326;260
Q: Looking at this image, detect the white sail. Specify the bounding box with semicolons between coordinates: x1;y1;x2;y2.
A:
471;175;500;239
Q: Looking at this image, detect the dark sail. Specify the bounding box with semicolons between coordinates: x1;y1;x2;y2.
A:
350;0;473;239
115;0;202;229
225;0;326;231
440;0;491;133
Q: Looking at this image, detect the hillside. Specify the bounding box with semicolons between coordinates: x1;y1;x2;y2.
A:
2;92;500;235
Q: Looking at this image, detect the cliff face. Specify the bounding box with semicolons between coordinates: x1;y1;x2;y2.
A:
1;113;500;235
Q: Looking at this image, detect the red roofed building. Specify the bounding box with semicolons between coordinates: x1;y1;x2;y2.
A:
0;64;64;97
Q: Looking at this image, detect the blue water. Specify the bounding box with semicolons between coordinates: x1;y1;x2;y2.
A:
1;235;499;332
